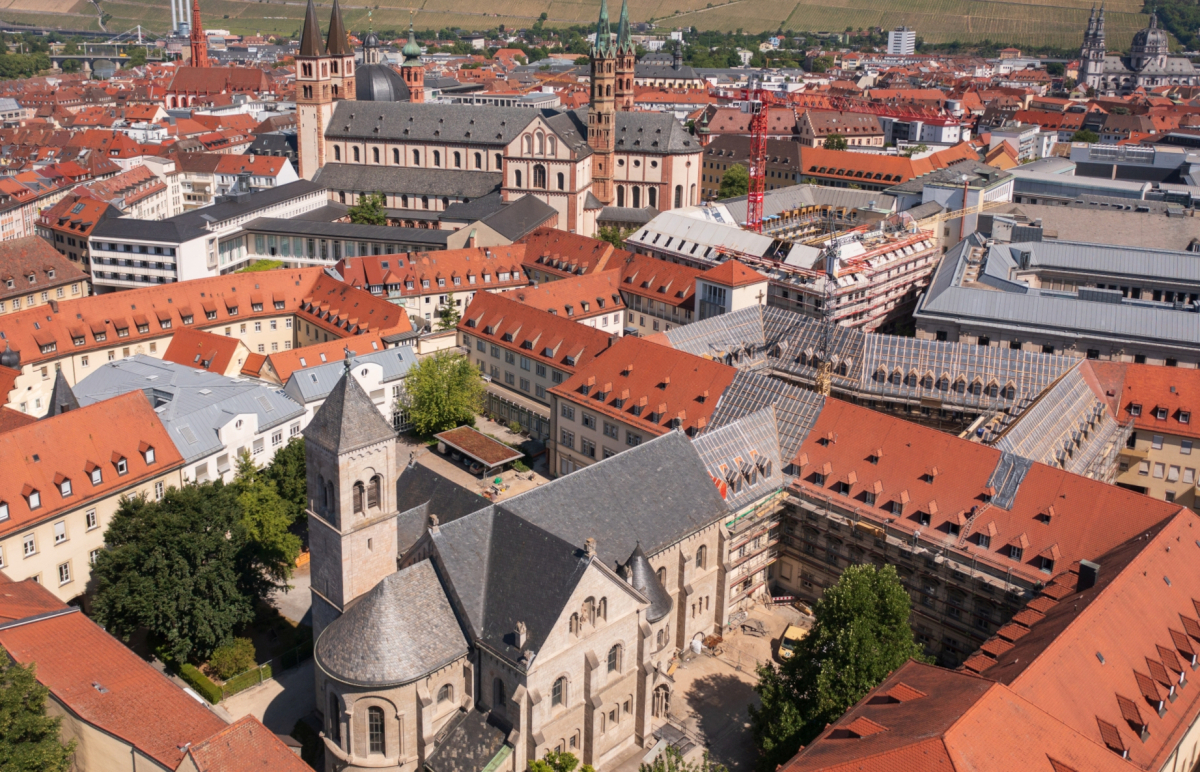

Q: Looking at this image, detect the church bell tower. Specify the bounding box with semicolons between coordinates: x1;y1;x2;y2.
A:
588;0;617;205
614;0;635;111
296;0;333;179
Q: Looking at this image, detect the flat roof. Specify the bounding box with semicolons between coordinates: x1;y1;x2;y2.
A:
435;426;523;468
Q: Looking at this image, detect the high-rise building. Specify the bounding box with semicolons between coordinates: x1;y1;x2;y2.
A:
887;26;916;56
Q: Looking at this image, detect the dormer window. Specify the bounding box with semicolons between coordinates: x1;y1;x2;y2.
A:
59;478;72;497
0;501;7;521
73;335;85;346
206;310;217;321
977;533;991;548
1155;407;1168;420
25;488;40;510
89;464;102;485
182;314;194;324
1130;403;1143;417
114;456;128;476
274;300;285;310
252;303;263;312
137;323;149;334
1181;411;1191;424
141;443;156;465
1040;556;1054;573
1008;545;1023;561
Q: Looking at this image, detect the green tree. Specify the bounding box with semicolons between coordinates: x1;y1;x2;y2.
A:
439;292;462;329
91;484;260;662
822;133;848;150
530;750;595;772
348;191;388;225
403;351;484;435
1070;129;1099;143
640;747;727;772
596;224;632;249
126;47;147;67
262;437;307;523
0;651;75;772
901;143;928;158
718;163;749;198
749;564;929;772
233;452;301;587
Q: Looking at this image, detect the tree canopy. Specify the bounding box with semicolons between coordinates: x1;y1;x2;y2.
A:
91;480;293;662
261;437;308;523
596;225;633;249
439;292;462;330
1070;129;1099;143
348;191;388;226
749;564;929;771
0;651;75;772
233;452;301;587
718;164;749;199
530;750;595;772
822;133;848;150
640;747;728;772
402;351;484;435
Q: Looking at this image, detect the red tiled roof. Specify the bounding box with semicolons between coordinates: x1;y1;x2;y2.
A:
213;153;289;177
335;246;527;298
185;715;311;772
500;271;625;320
161;327;242;373
0;405;36;435
0;268;410;369
799;142;978;185
240;352;266;377
519;227;620;278
0;392;184;539
1085;361;1200;440
0;577;227;769
265;333;384;383
700;259;769;288
0;236;88;303
618;252;701;310
789;398;1181;585
549;335;737;438
459;291;613;375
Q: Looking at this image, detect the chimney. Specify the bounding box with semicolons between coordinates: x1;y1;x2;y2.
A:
584;537;596;557
1077;559;1100;592
466;228;477;249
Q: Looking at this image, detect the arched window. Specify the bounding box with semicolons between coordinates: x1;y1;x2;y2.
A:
442;197;449;209
329;694;341;743
413;149;421;165
401;194;409;208
353;146;360;162
648;187;656;208
536;132;544;154
372;147;380;163
606;84;611;97
633;187;641;208
695;545;706;570
333;146;341;161
552;677;567;706
533;165;546;189
617;186;625;207
422;196;429;209
454;151;461;168
524;134;533;154
438;684;454;703
317;474;326;512
674;185;683;208
494;678;506;711
597;597;607;620
569;613;580;635
326;481;334;514
353;482;364;514
433;150;441;167
515;170;523;188
557;172;565;190
690;183;696;205
584;597;595;624
656;566;667;587
475;152;482;169
368;475;381;509
607;644;621;672
367;706;385;754
393;148;400;164
548;136;556;155
495;152;502;168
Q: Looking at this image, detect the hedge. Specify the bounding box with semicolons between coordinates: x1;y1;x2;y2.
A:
179;664;222;704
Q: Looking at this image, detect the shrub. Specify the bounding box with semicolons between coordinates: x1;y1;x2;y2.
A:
507;421;522;434
209;637;257;680
180;663;222;704
513;460;530;473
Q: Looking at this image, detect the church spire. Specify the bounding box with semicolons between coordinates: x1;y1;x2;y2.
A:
299;0;326;57
593;0;611;56
616;0;632;53
189;0;209;67
326;0;351;55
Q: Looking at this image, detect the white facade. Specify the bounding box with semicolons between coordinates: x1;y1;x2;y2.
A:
888;27;916;56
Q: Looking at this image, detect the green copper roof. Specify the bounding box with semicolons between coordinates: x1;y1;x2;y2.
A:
592;0;611;56
402;17;422;60
616;0;633;54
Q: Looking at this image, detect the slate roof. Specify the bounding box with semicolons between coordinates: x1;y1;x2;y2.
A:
424;710;510;772
693;406;786;511
73;355;304;465
442;191;507;223
316;560;469;686
246;216;449;247
303;369;397;454
396;462;489;555
477;195;559;241
313;163;502;199
707;370;824;464
622;543;673;622
44;368;79;418
326;101;556;147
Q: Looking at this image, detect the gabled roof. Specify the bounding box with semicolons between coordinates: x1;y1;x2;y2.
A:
335;246;526;298
700;259;769;288
184;716;312;772
44;369;79;418
617;252;700;309
0;235;88;302
0;575;227;770
264;333;384;384
162;327;242;373
519;227;620;278
303;369;396;454
499;271;624;319
457;290;613;374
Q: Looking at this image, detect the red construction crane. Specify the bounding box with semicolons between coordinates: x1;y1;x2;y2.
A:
734;79;788;233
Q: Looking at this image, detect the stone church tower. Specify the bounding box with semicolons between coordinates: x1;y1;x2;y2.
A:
613;0;636;111
1081;5;1107;92
296;0;354;179
588;0;617;205
305;360;400;640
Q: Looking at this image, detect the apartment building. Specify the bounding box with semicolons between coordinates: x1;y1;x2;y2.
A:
0;391;184;604
0;235;90;315
87;179;328;291
457;291;614;440
281;344;417;430
334;245;528;329
37;194;122;273
548;336;737;475
0;267;410;417
617;253;701;336
1096;362;1200;508
519;227;624;284
699;135;802;201
500;271;626;335
82;165;173;221
796;111;885;149
74;356;306;486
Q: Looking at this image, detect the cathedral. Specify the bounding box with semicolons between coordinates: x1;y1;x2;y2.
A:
304;360;769;772
1081;7;1199;95
295;0;702;234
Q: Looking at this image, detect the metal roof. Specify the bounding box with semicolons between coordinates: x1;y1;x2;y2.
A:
283;345;417;403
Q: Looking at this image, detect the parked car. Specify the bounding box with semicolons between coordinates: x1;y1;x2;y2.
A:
776;624;807;661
